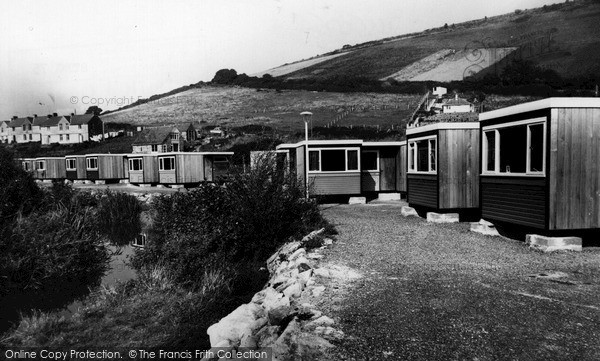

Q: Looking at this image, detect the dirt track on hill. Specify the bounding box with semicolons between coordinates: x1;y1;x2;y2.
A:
317;202;600;361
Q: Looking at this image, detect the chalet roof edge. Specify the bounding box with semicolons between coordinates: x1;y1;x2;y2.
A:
479;97;600;121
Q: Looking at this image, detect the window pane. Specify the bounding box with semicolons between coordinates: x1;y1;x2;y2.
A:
529;124;544;172
308;150;320;171
362;152;378;171
321;150;345;171
429;139;436;171
416;140;429;172
499;126;526;173
408;144;415;170
485;131;496;171
347;150;358;170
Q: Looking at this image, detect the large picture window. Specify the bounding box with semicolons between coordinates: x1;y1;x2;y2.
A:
408;136;436;173
483;118;546;175
86;157;98;170
129;158;143;171
308;148;360;172
159;157;175;171
362;151;379;171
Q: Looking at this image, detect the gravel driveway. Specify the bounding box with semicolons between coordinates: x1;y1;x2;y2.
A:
318;202;600;361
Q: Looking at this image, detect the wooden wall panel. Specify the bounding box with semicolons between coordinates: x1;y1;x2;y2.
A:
550;108;600;229
407;174;437;208
379;148;398;191
438;129;479;209
143;156;159;183
308;173;361;195
482;177;546;228
397;144;407;192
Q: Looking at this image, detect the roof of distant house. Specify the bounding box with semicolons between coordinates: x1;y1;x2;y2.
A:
132;126;178;145
70;114;98;125
175;123;194;133
33;115;66;127
444;97;472;106
8;117;33;127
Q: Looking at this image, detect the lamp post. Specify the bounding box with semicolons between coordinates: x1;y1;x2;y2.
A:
300;111;312;199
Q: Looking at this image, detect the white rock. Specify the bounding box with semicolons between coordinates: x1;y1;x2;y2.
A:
401;206;419;217
206;302;265;347
310;315;335;327
312;286;326;297
283;282;303;299
289;248;307;262
296;269;312;286
313;268;330;278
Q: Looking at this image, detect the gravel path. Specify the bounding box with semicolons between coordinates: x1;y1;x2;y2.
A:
318;202;600;361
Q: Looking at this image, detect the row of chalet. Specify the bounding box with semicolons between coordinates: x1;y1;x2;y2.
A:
0;113;102;145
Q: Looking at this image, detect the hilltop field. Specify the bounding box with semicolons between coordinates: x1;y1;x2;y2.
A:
260;1;600;82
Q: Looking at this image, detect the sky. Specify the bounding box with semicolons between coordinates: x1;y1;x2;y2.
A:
0;0;560;119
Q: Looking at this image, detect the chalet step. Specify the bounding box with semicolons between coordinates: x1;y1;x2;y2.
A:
470;219;500;236
377;193;401;201
348;197;366;205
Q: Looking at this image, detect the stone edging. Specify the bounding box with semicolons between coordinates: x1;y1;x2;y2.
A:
203;228;352;360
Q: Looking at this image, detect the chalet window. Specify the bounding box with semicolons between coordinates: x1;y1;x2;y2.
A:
483;118;546;175
214;156;230;172
408;137;436;173
22;162;30;171
36;160;45;170
159;157;175;171
86;157;98;170
308;151;320;171
129;158;143;171
65;158;76;171
362;151;379;171
308;148;360;172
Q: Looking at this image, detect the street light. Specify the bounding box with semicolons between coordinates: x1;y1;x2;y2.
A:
300;111;312;199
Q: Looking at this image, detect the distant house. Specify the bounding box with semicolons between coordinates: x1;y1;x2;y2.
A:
442;95;475;113
34;114;70;144
176;123;197;142
132;126;182;153
209;126;226;137
432;86;447;98
70;114;104;142
8;116;38;143
0;120;10;143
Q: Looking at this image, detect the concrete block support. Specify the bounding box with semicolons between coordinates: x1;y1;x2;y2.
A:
95;180;106;185
378;193;401;201
401;206;419;217
470;219;500;236
348;197;366;205
426;212;459;223
525;234;582;252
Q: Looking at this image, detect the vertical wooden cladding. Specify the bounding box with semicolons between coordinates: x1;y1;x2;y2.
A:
438;129;480;209
176;153;204;183
36;158;66;179
143;155;159;183
379;147;399;191
481;177;546;228
397;143;407;193
550;107;600;229
97;155;127;180
407;174;437;208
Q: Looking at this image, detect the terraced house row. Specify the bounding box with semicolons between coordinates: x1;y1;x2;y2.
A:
0;113;103;144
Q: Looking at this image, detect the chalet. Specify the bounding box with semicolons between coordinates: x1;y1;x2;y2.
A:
132;126;183;153
274;140;406;196
442;95;475;114
479;97;600;231
406;117;480;217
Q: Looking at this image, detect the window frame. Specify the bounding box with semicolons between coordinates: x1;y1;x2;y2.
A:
361;150;380;172
36;160;46;171
159;156;176;171
307;147;361;173
129;158;143;171
86;157;98;171
482;117;546;176
65;158;77;171
407;135;437;174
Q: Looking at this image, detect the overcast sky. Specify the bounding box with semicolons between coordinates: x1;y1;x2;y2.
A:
0;0;559;119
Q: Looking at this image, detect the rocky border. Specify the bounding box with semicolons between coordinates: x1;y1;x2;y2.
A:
203;228;358;361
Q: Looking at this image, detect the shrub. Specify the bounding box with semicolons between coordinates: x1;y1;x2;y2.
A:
131;154;329;291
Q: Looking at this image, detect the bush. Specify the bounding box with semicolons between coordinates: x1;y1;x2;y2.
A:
131;154;329;291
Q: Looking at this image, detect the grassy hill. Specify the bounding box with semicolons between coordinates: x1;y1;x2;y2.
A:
262;1;600;82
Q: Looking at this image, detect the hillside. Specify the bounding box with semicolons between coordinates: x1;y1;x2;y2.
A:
101;86;422;133
258;1;600;82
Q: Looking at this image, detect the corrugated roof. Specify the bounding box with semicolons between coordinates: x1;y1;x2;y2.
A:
132;126;178;145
